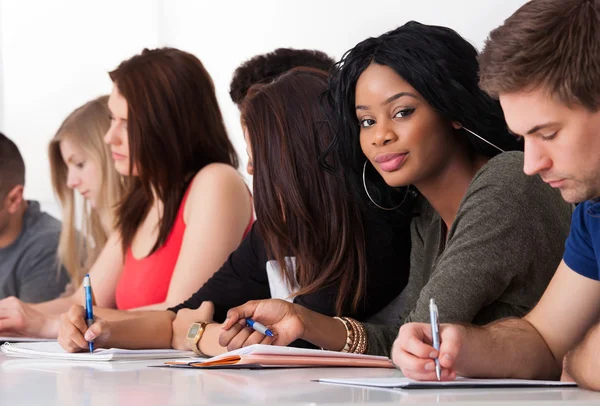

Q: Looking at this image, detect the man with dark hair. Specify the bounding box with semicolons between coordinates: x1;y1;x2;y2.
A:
229;48;336;175
390;0;600;391
0;133;68;304
229;48;335;107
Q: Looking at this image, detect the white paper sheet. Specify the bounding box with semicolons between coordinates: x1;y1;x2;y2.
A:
1;341;194;362
318;376;578;389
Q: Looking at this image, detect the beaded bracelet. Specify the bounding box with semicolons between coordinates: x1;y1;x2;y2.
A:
333;316;353;353
344;317;367;354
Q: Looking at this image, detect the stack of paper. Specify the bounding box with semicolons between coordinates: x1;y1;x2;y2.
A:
1;341;194;361
317;376;578;389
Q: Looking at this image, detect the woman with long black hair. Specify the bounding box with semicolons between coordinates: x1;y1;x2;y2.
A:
219;21;572;358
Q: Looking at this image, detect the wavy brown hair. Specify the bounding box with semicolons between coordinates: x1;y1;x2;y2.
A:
241;68;367;315
110;48;239;254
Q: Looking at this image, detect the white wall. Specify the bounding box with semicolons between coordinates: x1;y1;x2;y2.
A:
0;0;528;218
0;0;161;218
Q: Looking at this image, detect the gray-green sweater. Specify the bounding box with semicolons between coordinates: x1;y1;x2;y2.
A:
363;152;572;356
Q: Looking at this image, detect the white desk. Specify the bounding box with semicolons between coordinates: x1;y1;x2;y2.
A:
1;354;599;405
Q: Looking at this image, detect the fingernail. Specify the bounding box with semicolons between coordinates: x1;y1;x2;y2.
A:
84;331;96;341
424;362;434;371
443;354;453;362
223;318;229;325
429;351;437;358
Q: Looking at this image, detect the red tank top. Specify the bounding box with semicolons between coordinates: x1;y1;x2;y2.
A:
115;184;254;310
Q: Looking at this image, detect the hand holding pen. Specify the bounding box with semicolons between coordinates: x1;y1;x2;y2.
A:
391;302;468;381
57;274;111;353
220;299;305;350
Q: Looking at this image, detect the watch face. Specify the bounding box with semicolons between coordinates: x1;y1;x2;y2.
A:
188;324;200;338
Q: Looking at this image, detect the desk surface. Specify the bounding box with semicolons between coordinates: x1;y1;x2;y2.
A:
1;354;600;405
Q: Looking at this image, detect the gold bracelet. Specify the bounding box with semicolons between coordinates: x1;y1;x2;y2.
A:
333;316;353;352
348;321;359;353
344;317;367;354
356;320;368;354
344;317;360;353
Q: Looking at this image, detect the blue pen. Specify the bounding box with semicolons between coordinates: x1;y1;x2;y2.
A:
245;318;274;337
429;298;441;381
83;274;95;353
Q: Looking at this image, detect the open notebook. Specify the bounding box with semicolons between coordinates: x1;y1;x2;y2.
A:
1;341;194;361
165;344;394;369
317;376;578;389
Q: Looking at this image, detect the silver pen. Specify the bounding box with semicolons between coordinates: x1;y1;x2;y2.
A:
429;298;441;381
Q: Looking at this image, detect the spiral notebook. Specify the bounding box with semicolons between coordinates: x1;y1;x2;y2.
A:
165;344;394;369
1;341;194;361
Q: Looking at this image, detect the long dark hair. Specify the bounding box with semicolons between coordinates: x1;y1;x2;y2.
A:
324;21;523;206
241;68;367;315
110;47;239;254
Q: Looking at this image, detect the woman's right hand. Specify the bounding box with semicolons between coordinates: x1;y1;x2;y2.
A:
57;305;110;353
219;299;305;351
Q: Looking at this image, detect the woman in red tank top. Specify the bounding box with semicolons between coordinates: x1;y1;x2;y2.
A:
0;48;253;339
106;48;254;310
115;183;253;310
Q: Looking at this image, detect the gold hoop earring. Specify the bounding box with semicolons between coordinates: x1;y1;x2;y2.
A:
362;160;410;211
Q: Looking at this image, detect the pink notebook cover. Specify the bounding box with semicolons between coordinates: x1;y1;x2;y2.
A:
165;344;394;369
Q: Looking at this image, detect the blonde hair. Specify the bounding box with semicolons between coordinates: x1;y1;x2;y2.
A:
49;95;126;286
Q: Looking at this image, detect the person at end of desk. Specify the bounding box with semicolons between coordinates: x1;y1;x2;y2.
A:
391;0;600;391
0;133;69;305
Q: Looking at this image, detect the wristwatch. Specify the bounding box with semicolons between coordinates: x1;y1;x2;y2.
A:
187;322;209;356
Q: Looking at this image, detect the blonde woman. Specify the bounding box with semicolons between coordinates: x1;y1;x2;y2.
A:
48;95;126;288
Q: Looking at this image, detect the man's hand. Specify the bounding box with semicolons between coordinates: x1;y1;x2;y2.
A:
0;296;59;338
392;322;467;381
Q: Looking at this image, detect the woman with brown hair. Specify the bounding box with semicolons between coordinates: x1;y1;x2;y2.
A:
0;47;254;338
56;67;412;354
